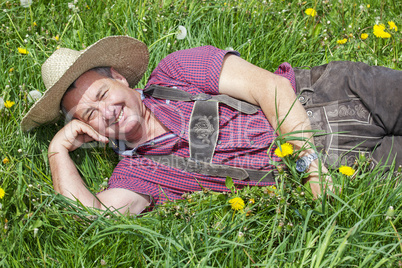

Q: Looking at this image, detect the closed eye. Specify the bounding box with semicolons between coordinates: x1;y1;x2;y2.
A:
101;90;108;99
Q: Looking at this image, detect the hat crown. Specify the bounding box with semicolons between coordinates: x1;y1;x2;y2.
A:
42;48;82;90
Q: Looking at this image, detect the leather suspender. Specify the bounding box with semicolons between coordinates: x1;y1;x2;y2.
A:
139;85;277;183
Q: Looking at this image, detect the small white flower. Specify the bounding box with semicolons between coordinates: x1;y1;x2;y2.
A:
68;2;75;9
327;20;331;24
176;25;187;40
0;97;4;110
33;228;39;237
27;90;42;103
18;149;22;153
20;0;32;8
143;28;147;32
225;47;234;51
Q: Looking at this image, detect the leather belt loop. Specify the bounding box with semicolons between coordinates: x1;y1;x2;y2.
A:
294;68;312;93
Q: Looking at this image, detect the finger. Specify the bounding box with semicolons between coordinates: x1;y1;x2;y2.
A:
73;120;109;143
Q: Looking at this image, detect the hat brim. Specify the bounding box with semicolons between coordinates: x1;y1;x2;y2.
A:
21;36;149;132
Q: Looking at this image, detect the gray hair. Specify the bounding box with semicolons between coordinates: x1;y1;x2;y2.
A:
60;67;113;122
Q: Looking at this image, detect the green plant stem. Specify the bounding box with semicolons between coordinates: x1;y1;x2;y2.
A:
389;219;402;254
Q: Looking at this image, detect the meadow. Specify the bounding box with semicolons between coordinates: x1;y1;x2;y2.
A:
0;0;401;266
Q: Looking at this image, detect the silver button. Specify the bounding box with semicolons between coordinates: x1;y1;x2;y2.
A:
217;140;222;145
298;96;305;103
306;110;313;117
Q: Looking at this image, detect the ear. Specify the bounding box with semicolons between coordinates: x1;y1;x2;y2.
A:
110;67;129;86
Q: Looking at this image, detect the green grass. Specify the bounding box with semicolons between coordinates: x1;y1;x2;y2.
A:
1;0;401;266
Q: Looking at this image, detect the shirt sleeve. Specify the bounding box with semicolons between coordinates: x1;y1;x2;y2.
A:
145;46;240;94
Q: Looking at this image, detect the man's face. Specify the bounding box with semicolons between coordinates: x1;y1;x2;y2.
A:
62;69;146;142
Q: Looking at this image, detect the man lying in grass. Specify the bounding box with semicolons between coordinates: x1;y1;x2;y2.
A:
21;36;401;215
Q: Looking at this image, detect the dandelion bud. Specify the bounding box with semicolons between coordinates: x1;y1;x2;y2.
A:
386;206;395;218
286;222;294;232
296;186;302;193
276;221;284;233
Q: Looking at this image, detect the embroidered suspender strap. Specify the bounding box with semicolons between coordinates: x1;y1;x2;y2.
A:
189;100;219;163
141;154;277;183
144;85;259;114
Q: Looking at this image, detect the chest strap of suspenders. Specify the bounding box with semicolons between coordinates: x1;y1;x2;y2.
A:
140;85;277;183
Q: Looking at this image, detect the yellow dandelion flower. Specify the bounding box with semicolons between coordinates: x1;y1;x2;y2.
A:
9;67;14;72
2;157;10;164
0;187;5;199
229;197;245;211
18;47;29;55
337;38;348;44
367;4;370;8
388;21;398;31
339;165;355;176
305;8;317;17
4;101;15;108
249;198;255;204
270;185;277;190
361;33;368;40
274;142;293;158
54;35;59;41
373;24;391;38
33;22;37;26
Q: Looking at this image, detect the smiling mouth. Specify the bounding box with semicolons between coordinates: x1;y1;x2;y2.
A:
113;109;124;125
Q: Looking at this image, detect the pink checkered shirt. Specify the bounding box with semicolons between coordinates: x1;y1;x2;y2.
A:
107;46;296;206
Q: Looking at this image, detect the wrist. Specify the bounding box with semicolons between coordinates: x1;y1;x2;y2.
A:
296;152;318;173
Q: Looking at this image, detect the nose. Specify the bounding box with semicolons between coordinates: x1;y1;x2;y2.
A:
100;101;115;123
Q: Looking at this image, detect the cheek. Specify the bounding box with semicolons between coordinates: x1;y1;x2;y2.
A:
88;117;107;134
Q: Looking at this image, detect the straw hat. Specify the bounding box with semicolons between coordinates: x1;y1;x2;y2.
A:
21;35;149;131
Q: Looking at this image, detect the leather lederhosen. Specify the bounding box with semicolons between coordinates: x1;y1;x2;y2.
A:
294;61;402;167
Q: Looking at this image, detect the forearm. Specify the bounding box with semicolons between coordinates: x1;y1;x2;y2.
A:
257;76;314;153
48;144;101;208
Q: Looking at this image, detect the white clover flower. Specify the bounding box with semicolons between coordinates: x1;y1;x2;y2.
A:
20;0;32;8
0;97;4;110
27;90;42;103
176;25;187;40
68;2;75;9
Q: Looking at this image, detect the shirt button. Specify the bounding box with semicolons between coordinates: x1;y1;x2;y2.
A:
306;110;313;117
217;140;222;145
250;141;254;145
150;141;155;146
